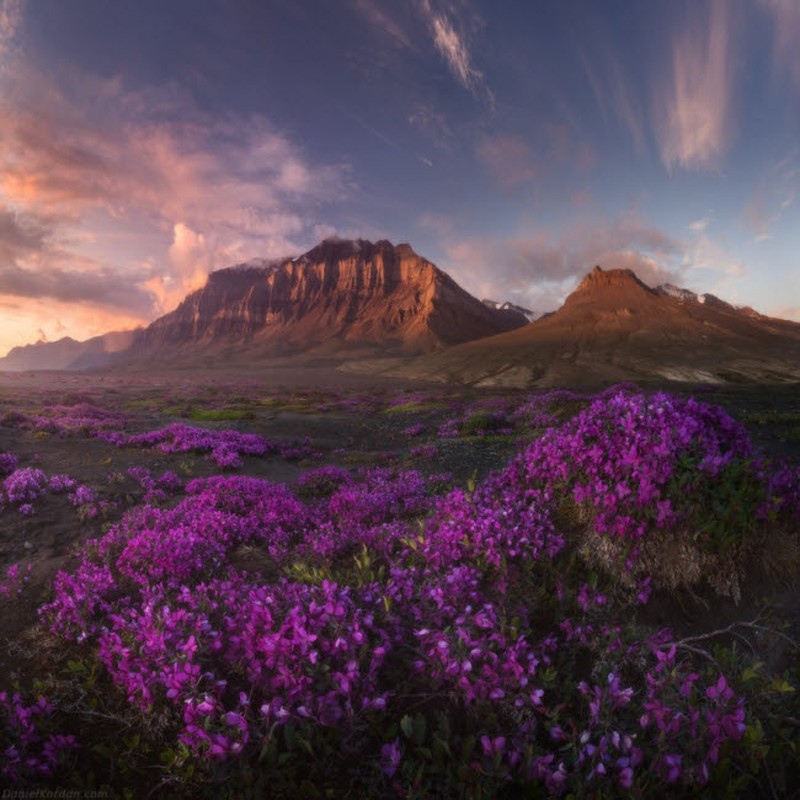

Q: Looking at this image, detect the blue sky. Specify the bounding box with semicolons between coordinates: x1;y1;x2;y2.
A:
0;0;798;354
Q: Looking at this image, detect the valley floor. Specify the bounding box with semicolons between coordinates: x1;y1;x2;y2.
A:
0;369;798;797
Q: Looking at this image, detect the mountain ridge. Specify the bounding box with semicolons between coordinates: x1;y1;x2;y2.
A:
2;251;798;384
380;266;800;387
0;239;528;371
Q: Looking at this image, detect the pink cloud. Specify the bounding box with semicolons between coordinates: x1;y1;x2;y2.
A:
0;61;348;347
418;0;492;105
440;213;686;313
0;0;22;61
759;0;800;87
476;135;539;188
654;0;739;171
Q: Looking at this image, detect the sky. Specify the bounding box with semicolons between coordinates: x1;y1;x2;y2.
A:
0;0;798;355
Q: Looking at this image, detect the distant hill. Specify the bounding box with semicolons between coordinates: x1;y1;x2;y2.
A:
0;330;138;372
481;298;541;322
384;265;800;387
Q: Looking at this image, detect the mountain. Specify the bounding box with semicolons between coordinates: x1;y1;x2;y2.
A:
124;239;528;366
385;266;800;387
482;299;540;322
0;239;528;371
0;330;138;372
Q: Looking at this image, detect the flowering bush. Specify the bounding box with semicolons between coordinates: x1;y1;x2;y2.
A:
126;466;184;503
497;389;800;597
402;423;427;437
7;387;798;795
0;451;19;475
102;422;277;469
4;467;48;505
0;692;77;781
294;465;353;499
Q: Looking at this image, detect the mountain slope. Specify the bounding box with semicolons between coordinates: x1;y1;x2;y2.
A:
128;239;527;364
387;266;800;387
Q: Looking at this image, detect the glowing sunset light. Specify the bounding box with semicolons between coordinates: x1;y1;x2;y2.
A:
0;0;797;355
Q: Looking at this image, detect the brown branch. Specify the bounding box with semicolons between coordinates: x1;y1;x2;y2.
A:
671;619;798;650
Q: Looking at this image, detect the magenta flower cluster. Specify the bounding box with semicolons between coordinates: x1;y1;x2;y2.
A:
0;692;77;781
502;388;800;546
25;388;800;793
3;467;49;505
17;403;128;440
0;562;32;599
126;466;184;503
100;422;277;469
0;451;19;475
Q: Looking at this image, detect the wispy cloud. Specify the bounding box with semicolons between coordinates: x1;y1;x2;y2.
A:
759;0;800;87
743;150;799;241
440;213;686;312
682;233;745;278
688;216;711;233
0;0;22;61
418;0;492;104
476;135;538;188
580;51;646;155
350;0;413;50
0;258;155;312
654;0;738;171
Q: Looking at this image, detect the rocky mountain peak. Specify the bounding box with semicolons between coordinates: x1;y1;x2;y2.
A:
128;238;526;363
574;265;654;296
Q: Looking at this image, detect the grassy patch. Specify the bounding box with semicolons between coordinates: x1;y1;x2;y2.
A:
382;401;443;415
742;409;800;425
188;407;254;422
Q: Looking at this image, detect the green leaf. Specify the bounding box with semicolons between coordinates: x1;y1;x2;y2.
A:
741;662;764;683
400;714;414;739
298;736;314;757
412;713;427;746
284;723;297;750
92;743;113;759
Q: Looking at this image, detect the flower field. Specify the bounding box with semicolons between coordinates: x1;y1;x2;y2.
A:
0;375;798;797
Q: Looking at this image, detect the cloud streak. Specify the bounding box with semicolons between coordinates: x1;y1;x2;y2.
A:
418;0;492;104
759;0;800;87
580;51;646;155
654;0;738;171
350;0;413;50
744;150;799;240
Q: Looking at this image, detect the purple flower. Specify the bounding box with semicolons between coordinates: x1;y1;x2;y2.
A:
380;739;402;777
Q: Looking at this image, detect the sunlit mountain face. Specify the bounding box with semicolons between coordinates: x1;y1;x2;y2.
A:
0;0;798;358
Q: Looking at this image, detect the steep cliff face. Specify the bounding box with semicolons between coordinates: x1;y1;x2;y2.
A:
133;239;527;359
